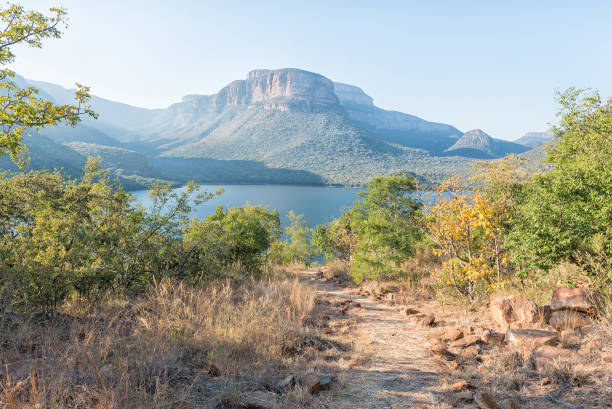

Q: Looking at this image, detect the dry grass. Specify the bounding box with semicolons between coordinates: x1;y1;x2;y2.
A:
0;268;327;408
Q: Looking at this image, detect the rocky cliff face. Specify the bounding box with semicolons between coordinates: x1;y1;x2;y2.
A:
213;68;340;112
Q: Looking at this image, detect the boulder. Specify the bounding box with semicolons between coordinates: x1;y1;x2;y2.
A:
428;327;464;343
489;295;539;331
430;342;457;360
241;391;278;409
534;345;575;372
449;334;482;349
505;328;559;350
481;330;505;346
416;313;435;327
549;310;592;330
278;374;295;388
550;287;599;314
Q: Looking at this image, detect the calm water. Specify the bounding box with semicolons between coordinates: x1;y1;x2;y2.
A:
132;185;363;227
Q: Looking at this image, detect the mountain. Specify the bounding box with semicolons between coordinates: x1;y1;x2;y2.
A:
333;82;462;151
514;131;555;148
0;68;541;188
445;129;529;159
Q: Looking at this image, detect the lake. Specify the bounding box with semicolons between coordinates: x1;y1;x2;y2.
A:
132;185;363;227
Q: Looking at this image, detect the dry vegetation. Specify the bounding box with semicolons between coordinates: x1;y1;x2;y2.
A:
0;264;336;409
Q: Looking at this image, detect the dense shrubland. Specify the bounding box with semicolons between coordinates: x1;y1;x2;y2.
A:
0;158;292;313
313;89;611;302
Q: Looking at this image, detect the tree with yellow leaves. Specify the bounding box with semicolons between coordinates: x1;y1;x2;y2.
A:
422;177;510;301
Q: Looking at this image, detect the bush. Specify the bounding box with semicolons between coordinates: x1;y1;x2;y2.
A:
0;160;281;313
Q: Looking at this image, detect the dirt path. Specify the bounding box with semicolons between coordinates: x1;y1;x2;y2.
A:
304;270;444;409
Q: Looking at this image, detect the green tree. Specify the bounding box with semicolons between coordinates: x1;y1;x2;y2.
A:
509;89;611;283
0;159;212;312
349;175;422;282
184;204;281;276
0;4;95;161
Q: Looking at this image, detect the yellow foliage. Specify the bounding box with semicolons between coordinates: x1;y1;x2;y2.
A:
423;178;510;300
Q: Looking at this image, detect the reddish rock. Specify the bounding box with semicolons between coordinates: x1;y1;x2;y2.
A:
430;342;457;360
428;327;464;343
549;310;592;330
417;313;435;327
505;328;559;350
550;287;599;314
449;334;482;349
241;391;278;409
490;295;539;331
534;345;575;372
481;330;505;346
451;379;470;391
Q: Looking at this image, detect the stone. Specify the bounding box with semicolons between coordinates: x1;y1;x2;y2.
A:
208;363;221;377
241;391;278;409
450;334;482;349
474;392;501;409
489;295;539;331
301;373;321;394
505;328;559;350
451;380;470;391
458;345;481;360
319;375;332;390
550;287;599;313
534;345;575;372
481;330;505;346
430;342;457;360
417;313;435;327
429;327;464;342
549;310;592;330
278;374;295;388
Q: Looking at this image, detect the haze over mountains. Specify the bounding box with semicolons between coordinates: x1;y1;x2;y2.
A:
0;68;549;189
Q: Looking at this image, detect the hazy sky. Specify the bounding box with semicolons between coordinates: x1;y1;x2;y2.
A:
11;0;612;140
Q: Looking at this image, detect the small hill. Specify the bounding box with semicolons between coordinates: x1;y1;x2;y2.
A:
514;131;555;148
445;129;529;158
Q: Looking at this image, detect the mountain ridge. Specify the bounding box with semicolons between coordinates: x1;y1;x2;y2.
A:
1;68;544;188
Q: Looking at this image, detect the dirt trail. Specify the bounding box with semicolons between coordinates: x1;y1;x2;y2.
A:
304;270;444;409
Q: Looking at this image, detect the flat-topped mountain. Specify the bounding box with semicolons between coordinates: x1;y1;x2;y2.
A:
2;68;542;187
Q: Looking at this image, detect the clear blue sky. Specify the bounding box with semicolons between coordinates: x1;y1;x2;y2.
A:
12;0;612;140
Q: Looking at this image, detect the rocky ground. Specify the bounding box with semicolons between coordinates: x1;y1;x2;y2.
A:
294;267;612;409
